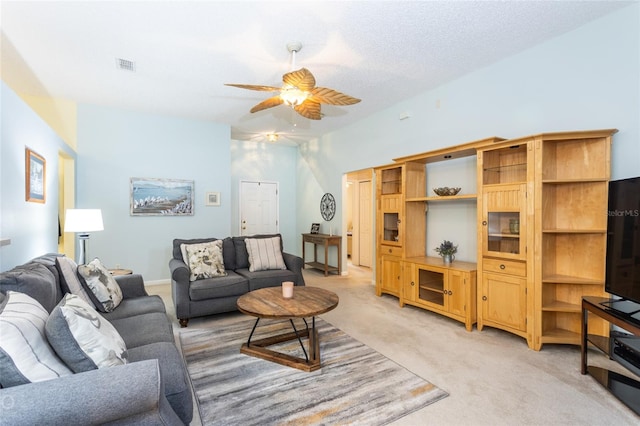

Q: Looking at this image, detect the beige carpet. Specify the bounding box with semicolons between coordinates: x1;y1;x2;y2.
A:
180;315;448;425
149;264;640;425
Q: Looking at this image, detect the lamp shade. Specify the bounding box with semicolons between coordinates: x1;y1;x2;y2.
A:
64;209;104;233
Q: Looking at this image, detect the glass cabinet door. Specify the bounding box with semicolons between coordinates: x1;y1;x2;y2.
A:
482;184;526;260
487;211;522;255
416;267;445;308
383;212;400;243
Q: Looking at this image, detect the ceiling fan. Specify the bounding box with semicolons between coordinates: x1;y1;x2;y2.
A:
225;42;361;120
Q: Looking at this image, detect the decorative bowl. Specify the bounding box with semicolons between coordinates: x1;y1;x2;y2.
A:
433;187;461;196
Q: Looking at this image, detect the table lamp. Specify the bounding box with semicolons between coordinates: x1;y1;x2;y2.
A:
64;209;104;264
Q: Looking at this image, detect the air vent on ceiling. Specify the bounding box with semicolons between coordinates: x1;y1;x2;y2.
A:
115;58;136;72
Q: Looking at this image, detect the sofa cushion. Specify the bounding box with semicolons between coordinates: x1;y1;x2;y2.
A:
0;262;59;313
109;312;175;349
189;270;249;301
100;295;167;321
173;237;235;271
236;268;299;291
0;291;72;387
127;342;193;424
181;240;227;281
245;236;287;272
46;294;128;373
55;256;95;307
77;258;124;312
233;234;284;270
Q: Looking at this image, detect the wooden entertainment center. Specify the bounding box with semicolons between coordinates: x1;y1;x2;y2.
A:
375;129;617;350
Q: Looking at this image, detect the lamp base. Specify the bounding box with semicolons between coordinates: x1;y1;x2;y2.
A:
77;233;90;265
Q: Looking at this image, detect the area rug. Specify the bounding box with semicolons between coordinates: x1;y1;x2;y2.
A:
179;315;448;425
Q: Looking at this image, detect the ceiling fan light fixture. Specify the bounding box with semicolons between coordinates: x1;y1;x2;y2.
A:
266;133;279;142
280;85;309;107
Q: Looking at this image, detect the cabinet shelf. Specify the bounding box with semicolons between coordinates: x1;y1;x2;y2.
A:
542;229;606;234
543;178;609;184
415;194;477;202
420;284;443;293
542;274;603;285
542;300;581;313
488;232;520;239
483;163;527;173
540;328;581;345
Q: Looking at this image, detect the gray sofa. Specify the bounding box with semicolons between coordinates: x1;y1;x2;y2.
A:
170;234;305;327
0;254;193;425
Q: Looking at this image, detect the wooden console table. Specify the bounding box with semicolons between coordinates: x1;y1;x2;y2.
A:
581;296;640;415
302;233;342;276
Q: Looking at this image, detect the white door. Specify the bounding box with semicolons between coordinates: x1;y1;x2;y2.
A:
239;181;279;235
358;180;372;267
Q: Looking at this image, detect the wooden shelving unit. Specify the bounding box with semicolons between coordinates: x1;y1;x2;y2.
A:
373;130;616;350
533;130;617;350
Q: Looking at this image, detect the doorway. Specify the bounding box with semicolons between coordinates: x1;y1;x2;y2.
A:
239;180;279;235
58;151;75;257
345;169;374;279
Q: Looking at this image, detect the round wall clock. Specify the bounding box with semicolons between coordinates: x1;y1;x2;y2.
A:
320;193;336;221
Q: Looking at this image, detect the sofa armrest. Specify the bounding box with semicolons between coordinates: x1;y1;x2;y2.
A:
114;274;149;298
283;252;306;286
169;258;191;322
0;360;183;425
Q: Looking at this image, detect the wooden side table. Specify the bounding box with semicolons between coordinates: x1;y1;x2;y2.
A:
302;233;342;276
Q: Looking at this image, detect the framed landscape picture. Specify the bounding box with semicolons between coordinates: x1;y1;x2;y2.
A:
25;148;46;203
130;177;194;216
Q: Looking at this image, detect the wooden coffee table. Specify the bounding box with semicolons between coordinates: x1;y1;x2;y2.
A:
236;286;339;372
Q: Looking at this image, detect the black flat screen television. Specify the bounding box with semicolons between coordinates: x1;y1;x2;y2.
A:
604;176;640;316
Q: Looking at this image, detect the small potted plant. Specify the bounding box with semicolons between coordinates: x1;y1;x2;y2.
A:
435;240;457;264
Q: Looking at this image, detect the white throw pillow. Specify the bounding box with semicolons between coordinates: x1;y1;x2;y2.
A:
181;240;227;281
0;291;72;387
46;293;128;372
245;236;287;272
77;258;123;312
55;256;95;307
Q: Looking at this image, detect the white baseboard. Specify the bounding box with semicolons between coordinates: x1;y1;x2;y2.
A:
145;279;171;286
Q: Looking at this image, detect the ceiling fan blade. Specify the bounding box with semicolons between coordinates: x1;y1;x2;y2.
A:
294;100;322;120
225;84;281;92
249;95;284;113
310;87;361;106
283;68;316;91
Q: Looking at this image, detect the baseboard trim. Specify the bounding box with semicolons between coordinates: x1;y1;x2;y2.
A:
145;278;171;286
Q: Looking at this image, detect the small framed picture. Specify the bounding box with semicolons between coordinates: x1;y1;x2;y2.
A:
310;223;320;234
206;192;221;206
26;148;46;203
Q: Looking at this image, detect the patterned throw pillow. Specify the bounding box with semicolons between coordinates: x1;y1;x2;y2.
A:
77;258;123;312
0;291;72;387
46;294;128;372
55;256;95;307
245;236;287;272
181;240;227;281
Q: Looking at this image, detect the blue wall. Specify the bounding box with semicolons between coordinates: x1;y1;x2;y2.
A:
76;104;231;281
1;82;76;270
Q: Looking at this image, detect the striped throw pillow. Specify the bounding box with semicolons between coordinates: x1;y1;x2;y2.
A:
0;291;72;387
245;236;287;272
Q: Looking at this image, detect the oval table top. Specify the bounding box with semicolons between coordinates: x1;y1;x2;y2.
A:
237;286;339;319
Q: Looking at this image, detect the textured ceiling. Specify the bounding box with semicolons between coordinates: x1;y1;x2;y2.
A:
1;1;631;145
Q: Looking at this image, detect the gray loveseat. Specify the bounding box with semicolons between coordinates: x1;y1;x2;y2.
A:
170;234;305;327
0;254;192;425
